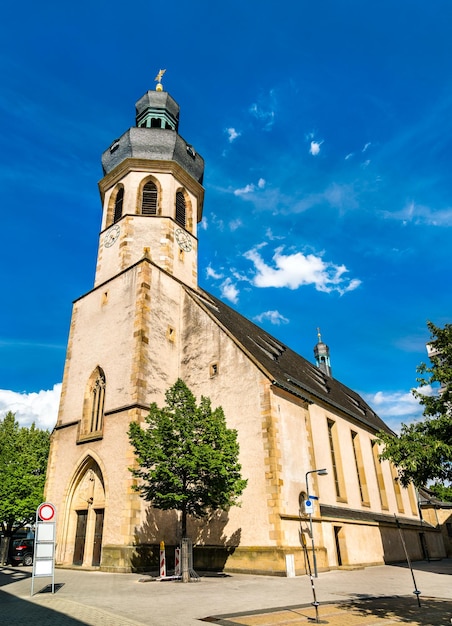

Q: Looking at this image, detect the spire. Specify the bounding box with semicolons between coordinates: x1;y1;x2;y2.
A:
314;327;332;377
101;72;204;185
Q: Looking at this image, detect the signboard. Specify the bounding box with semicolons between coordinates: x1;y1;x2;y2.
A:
36;523;55;542
305;499;314;515
38;502;56;522
31;502;56;596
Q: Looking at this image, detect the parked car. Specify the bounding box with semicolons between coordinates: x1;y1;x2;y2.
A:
9;538;34;566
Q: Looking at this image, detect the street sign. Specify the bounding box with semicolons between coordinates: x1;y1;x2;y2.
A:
305;499;314;515
32;502;56;596
38;502;55;522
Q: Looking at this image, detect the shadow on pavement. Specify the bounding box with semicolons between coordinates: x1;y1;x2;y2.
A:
392;559;452;576
203;596;452;626
0;564;31;587
0;587;88;625
341;595;452;625
0;567;83;625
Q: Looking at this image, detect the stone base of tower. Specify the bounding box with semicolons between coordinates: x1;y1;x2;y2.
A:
95;543;329;576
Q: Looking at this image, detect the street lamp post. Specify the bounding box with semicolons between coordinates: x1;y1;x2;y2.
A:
305;468;328;578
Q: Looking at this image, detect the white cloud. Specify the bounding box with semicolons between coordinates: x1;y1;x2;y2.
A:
382;201;452;227
0;384;61;430
220;278;239;303
361;387;428;433
254;310;289;325
225;127;241;143
234;178;265;197
265;228;285;241
309;140;323;156
244;245;361;294
234;184;255;196
209;213;225;231
345;153;354;160
249;92;276;131
206;265;223;280
229;218;243;231
362;142;371;152
257;183;358;215
199;217;208;230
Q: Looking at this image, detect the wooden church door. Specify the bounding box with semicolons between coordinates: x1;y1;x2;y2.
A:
92;509;104;566
73;511;88;565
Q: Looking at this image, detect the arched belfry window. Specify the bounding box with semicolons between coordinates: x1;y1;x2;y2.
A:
113;187;124;223
142;181;158;215
85;367;106;435
175;191;186;227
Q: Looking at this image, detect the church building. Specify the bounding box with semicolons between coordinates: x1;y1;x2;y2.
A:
44;79;445;574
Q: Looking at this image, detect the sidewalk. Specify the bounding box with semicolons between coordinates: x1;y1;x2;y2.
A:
1;560;451;625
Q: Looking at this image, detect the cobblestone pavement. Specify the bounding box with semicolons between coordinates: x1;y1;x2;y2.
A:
0;560;451;625
205;596;452;625
1;592;142;625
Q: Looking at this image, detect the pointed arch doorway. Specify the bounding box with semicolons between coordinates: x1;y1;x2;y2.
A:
67;457;106;567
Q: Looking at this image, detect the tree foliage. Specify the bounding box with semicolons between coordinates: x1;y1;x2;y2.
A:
428;482;452;503
0;412;50;536
128;379;247;537
378;321;452;488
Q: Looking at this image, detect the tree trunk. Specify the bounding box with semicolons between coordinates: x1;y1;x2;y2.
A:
181;506;187;538
0;537;11;565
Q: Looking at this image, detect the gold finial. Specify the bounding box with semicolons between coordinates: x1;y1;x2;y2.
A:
317;327;322;343
154;69;166;91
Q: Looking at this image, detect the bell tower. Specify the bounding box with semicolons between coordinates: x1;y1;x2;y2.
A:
314;328;332;377
94;77;204;288
45;76;206;571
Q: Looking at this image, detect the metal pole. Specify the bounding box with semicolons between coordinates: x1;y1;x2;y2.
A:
305;469;327;578
305;471;319;578
300;528;320;623
394;515;421;607
309;512;319;578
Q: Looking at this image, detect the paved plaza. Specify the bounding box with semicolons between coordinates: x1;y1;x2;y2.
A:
0;560;451;625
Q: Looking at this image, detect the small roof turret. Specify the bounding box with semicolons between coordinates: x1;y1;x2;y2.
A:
135;90;180;131
314;328;332;377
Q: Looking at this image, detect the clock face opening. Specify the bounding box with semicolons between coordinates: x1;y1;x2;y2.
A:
104;225;120;248
175;228;192;252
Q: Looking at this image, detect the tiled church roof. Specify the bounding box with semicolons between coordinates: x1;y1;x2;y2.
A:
188;287;392;435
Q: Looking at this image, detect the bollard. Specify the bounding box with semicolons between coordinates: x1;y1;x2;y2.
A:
159;541;166;578
175;547;181;577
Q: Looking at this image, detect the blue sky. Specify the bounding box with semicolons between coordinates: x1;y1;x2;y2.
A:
0;1;450;431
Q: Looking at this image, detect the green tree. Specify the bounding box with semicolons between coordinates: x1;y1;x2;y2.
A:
0;411;50;536
128;379;247;537
428;483;452;503
378;321;452;488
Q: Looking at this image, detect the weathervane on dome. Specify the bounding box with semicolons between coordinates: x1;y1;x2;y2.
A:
154;69;166;91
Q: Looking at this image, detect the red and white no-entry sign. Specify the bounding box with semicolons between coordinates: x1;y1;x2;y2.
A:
37;502;56;522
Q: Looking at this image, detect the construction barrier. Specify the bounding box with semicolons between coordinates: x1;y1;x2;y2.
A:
174;547;181;577
159;541;166;578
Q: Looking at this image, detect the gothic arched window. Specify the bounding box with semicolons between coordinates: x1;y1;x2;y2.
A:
141;181;158;215
113;187;124;223
175;191;186;227
87;367;106;434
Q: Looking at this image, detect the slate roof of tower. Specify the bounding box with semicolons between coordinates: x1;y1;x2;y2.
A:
188;287;392;435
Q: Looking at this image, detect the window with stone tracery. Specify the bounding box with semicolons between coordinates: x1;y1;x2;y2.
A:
79;367;106;440
90;369;106;432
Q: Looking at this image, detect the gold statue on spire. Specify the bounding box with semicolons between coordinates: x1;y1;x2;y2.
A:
317;327;322;343
154;69;166;91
